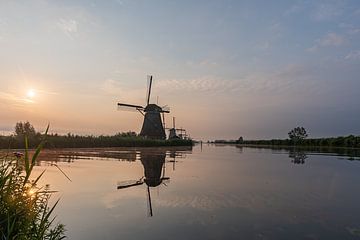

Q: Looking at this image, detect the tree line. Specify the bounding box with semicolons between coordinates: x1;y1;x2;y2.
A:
0;121;192;149
232;127;360;148
238;136;360;148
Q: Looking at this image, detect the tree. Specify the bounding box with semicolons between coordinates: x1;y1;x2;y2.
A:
288;127;308;143
14;121;36;137
237;136;244;144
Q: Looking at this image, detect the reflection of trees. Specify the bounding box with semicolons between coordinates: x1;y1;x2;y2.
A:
235;145;243;153
289;149;308;164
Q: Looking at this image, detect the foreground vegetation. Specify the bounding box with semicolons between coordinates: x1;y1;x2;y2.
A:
0;128;65;239
0;122;193;149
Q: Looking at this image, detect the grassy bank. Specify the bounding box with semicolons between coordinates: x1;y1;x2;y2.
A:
241;135;360;148
214;135;360;148
0;134;193;149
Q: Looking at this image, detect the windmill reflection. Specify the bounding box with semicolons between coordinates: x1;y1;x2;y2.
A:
289;149;308;164
117;151;168;217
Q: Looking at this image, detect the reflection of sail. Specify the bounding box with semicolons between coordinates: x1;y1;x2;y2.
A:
289;149;308;164
117;150;168;217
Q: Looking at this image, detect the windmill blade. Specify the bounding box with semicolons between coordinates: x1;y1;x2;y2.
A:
161;105;170;112
117;103;144;112
159;109;170;113
147;186;153;217
161;177;170;186
145;75;153;105
117;179;144;189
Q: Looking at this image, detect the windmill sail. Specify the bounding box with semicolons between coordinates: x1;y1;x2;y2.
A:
117;179;144;189
117;103;144;112
146;75;153;105
146;186;153;217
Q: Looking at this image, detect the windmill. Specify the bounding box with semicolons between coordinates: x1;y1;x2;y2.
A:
167;117;188;140
117;75;170;140
117;151;169;217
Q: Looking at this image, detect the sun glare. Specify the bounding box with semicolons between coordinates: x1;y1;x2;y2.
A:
27;89;36;98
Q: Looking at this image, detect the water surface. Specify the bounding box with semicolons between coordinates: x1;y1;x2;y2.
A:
33;145;360;240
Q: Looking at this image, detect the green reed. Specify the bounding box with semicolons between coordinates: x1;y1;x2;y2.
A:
0;125;65;240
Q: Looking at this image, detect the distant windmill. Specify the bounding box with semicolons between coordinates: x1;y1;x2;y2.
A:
117;75;170;139
167;117;187;140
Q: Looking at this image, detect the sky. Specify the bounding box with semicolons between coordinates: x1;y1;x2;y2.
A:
0;0;360;140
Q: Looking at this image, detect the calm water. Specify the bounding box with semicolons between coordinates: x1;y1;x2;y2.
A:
33;144;360;240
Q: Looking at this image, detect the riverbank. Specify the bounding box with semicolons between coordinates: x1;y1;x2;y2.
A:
0;134;193;149
212;135;360;148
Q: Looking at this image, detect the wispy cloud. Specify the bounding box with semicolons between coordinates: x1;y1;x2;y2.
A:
307;32;346;52
338;23;360;35
0;91;34;107
157;77;238;93
156;65;317;96
57;18;78;39
101;79;148;104
348;28;360;35
0;88;57;108
319;32;345;46
284;4;304;16
345;50;360;60
313;2;344;21
353;8;360;16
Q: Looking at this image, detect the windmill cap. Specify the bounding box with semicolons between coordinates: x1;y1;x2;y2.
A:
144;104;163;112
144;178;162;187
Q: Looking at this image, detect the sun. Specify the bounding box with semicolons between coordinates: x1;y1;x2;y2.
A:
26;89;36;98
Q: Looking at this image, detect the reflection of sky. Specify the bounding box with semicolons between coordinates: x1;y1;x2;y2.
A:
31;145;360;239
1;1;360;139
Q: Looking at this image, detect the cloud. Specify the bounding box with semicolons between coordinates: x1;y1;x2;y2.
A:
319;32;345;46
0;88;57;108
156;65;317;97
307;32;346;51
345;50;360;60
57;18;78;39
313;2;344;21
156;77;238;94
0;91;34;107
348;28;360;35
101;79;148;104
338;23;360;35
354;8;360;16
284;4;304;16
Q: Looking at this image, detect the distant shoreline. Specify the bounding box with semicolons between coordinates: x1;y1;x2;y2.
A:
209;135;360;149
210;142;360;150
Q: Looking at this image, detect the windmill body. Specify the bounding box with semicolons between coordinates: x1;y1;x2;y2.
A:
140;104;166;139
168;128;178;139
117;75;169;140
